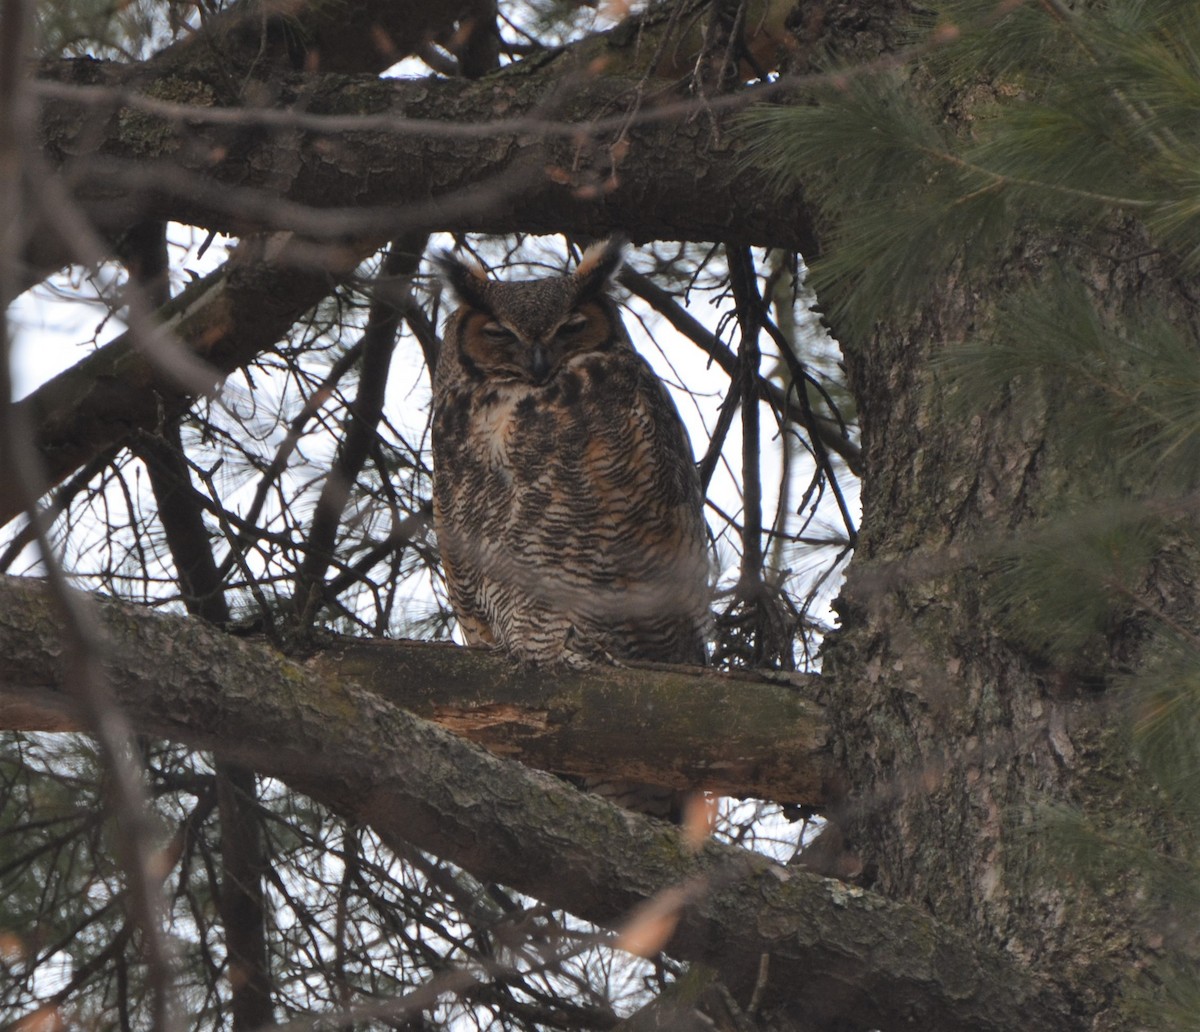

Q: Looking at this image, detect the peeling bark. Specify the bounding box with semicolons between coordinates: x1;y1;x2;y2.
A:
0;577;832;803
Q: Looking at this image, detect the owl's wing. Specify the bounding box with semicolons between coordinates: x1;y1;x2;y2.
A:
633;355;707;513
571;353;710;662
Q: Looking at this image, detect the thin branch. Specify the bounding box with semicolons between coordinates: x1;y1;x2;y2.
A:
620;266;861;474
728;246;764;587
294;238;424;631
0;7;178;1025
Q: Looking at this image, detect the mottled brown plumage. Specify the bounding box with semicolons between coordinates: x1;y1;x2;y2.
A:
431;240;711;670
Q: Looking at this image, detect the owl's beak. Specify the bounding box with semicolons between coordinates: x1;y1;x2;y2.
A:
530;343;551;383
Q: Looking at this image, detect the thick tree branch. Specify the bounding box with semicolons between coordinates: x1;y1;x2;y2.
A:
145;0;476;78
18;0;471;280
313;641;829;801
2;582;831;803
32;55;817;263
0;574;1079;1032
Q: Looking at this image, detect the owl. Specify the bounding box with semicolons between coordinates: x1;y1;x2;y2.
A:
430;239;711;670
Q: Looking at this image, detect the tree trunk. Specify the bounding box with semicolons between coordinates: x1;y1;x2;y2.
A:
822;225;1188;1027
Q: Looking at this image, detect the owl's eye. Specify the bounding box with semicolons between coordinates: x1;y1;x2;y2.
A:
558;312;589;337
481;322;515;342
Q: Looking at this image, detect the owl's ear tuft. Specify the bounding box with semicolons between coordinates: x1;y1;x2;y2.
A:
433;250;492;311
574;236;627;300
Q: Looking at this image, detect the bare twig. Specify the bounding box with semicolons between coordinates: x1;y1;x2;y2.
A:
294;238;424;632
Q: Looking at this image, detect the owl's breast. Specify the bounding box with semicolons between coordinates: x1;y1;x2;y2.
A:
434;382;530;478
436;354;693;527
432;350;709;664
470;385;526;470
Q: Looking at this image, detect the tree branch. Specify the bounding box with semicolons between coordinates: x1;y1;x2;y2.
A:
0;573;1079;1032
149;0;478;78
1;580;831;803
619;266;862;476
32;53;817;264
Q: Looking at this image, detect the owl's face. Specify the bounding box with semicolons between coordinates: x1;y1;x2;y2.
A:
457;296;614;385
434;239;628;388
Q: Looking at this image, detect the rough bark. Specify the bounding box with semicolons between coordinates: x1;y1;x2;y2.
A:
29;27;819;268
0;578;831;803
820;169;1192;1031
19;0;472;279
0;573;1077;1032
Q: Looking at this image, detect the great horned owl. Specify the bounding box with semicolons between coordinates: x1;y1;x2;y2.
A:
430;239;711;668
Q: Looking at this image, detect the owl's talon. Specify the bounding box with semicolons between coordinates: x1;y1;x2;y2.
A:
562;626;624;668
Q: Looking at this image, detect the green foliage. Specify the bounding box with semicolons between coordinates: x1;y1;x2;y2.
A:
1160;973;1200;1032
742;0;1200;647
739;0;1200;340
944;277;1200;490
741;71;1013;341
1130;637;1200;827
1030;778;1200;1029
1032;801;1200;909
986;505;1163;668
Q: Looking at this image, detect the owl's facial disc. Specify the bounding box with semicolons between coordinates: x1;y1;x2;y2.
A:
459;299;614;387
527;306;612;384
